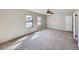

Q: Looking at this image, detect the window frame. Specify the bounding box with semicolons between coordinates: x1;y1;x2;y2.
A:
36;16;42;26
25;15;33;28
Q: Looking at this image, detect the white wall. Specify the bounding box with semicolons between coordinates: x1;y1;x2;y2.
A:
47;14;65;30
47;13;73;31
0;9;47;43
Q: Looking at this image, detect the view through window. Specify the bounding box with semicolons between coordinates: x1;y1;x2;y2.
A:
37;16;41;26
25;15;33;28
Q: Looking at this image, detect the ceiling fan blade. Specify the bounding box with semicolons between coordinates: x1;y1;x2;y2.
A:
49;11;54;14
47;9;54;14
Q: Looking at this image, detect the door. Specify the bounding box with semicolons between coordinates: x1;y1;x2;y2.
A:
65;16;72;31
73;11;78;40
73;12;76;39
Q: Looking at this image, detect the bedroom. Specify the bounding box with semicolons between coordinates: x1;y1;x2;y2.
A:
0;9;79;50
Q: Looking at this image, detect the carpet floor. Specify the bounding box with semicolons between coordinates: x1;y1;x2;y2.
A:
15;29;79;50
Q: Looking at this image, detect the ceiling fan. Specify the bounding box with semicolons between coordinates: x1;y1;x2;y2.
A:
46;9;54;15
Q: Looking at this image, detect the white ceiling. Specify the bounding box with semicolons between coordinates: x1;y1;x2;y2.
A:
27;9;74;15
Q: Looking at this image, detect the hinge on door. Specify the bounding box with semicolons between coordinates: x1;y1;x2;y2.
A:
75;14;77;16
75;35;77;37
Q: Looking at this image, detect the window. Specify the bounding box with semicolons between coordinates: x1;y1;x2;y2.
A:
37;16;41;26
25;15;33;28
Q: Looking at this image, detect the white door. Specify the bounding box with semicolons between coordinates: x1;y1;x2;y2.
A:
65;16;72;31
73;12;76;39
73;11;78;40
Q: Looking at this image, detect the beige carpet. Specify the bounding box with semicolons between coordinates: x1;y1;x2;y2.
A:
15;29;79;50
